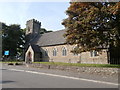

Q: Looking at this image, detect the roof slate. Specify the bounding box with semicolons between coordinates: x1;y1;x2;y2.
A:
31;30;66;46
31;44;41;52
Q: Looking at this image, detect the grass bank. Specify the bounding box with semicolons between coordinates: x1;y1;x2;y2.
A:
1;61;119;68
0;61;24;64
33;62;120;68
0;61;20;63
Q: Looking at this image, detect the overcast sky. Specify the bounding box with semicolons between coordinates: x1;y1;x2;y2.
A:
0;2;69;31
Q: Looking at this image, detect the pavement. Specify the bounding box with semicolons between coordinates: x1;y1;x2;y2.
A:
1;64;119;88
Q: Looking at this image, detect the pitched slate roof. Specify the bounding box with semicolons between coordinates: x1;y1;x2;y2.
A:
31;30;66;46
31;44;41;52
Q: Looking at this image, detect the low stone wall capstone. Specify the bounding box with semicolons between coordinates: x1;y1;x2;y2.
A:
28;63;118;76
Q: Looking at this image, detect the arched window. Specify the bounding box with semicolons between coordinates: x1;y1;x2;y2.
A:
28;26;30;32
73;46;78;56
90;50;98;57
62;47;67;56
53;48;57;56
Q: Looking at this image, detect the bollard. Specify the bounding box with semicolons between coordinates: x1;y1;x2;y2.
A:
48;65;50;69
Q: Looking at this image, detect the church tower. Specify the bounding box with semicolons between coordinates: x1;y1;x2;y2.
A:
26;19;41;43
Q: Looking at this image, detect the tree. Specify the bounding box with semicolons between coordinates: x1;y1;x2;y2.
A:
62;2;120;54
40;28;52;34
2;23;25;60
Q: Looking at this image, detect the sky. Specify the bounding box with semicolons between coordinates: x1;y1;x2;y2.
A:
0;2;70;31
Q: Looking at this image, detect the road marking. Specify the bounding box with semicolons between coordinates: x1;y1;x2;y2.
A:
7;68;118;86
9;69;25;72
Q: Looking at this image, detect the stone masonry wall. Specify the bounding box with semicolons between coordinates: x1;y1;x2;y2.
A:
40;44;108;64
25;46;34;62
29;63;118;76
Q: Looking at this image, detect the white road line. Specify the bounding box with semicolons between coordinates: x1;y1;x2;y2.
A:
8;69;25;72
7;68;118;86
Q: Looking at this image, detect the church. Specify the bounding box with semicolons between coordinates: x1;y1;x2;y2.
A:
25;19;109;64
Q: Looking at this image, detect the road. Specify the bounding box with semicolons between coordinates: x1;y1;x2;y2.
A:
1;65;119;88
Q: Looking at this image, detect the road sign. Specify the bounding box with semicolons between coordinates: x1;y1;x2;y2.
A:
4;51;9;55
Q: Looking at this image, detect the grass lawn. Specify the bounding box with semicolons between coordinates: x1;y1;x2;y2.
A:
1;61;119;68
33;62;120;68
0;61;23;63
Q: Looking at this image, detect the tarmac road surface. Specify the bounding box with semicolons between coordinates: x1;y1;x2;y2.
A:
1;65;119;88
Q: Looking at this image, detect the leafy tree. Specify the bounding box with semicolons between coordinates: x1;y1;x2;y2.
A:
40;28;52;34
2;23;25;59
62;2;120;54
0;23;2;60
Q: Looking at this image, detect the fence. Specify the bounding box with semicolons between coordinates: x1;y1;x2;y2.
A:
109;58;120;64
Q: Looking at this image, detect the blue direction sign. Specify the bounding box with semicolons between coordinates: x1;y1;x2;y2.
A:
4;51;9;55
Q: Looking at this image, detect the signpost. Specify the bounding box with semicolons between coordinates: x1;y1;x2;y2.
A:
4;50;9;60
4;51;9;56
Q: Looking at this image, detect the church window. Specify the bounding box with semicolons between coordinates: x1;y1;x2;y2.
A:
90;50;98;57
73;46;78;56
53;48;57;56
28;27;30;32
62;47;67;56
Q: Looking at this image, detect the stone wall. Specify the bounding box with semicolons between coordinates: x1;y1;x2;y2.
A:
40;44;108;64
80;50;108;64
29;63;118;76
25;19;41;43
26;19;41;35
25;46;34;62
41;45;80;63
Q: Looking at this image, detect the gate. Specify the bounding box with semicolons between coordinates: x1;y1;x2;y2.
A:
109;47;120;64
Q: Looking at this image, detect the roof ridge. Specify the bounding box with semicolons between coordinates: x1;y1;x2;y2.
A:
30;29;66;46
41;29;65;35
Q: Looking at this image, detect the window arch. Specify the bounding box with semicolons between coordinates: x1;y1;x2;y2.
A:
28;26;30;32
72;46;78;56
90;50;98;57
53;48;57;56
62;47;67;56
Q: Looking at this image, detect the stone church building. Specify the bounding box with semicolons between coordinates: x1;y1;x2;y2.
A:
25;19;109;64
